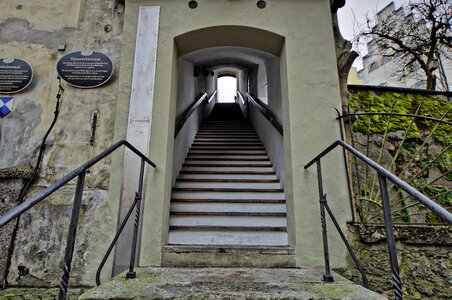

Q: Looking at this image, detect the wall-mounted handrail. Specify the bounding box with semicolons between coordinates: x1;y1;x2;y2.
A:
174;93;208;137
0;140;156;300
305;140;452;300
207;90;217;104
237;91;246;105
245;93;283;135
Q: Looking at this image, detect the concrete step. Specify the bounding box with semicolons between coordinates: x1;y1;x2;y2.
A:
181;166;275;172
183;162;272;167
169;215;287;227
171;202;287;214
168;230;288;245
174;182;281;189
171;198;286;203
186;156;269;161
161;245;295;267
178;173;278;180
171;191;285;200
79;267;386;299
188;150;267;155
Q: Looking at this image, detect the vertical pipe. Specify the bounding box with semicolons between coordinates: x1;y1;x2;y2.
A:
316;160;334;282
58;172;86;300
378;175;403;300
126;159;145;279
336;110;356;223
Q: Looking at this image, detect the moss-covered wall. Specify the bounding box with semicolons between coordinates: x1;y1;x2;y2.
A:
344;224;452;299
346;88;451;223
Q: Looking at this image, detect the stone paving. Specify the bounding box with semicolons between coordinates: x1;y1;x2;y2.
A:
0;287;84;299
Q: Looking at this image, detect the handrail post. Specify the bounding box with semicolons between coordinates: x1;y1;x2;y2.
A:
378;174;403;300
58;172;86;300
126;158;145;279
316;160;334;282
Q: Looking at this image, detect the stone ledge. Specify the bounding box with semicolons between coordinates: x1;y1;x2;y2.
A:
348;223;452;245
80;267;386;300
0;166;33;179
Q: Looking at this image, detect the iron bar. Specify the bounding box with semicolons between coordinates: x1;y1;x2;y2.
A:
245;93;283;135
323;202;369;288
337;112;452;126
335;108;356;223
316;160;334;282
126;159;146;279
174;93;208;137
378;175;403;300
58;172;86;300
0;140;155;229
304;140;452;224
95;196;139;286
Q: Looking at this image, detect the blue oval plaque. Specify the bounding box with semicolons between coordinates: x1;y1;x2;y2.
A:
0;58;33;94
56;51;114;88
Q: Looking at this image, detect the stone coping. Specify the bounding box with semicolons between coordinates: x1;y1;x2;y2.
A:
0;166;33;179
348;223;452;245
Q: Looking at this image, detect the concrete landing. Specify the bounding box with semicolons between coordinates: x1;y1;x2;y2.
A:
80;267;386;299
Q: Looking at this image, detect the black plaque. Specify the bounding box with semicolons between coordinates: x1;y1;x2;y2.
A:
0;58;33;94
56;51;114;88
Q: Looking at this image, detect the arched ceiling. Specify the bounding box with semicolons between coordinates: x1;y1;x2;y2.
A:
181;46;276;71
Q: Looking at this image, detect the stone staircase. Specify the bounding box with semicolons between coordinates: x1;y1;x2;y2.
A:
164;103;292;266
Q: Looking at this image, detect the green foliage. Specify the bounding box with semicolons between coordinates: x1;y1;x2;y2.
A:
349;92;420;139
435;151;452;181
348;90;452;224
425;212;442;223
412;95;452;145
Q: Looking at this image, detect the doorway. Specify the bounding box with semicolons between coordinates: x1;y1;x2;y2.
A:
217;76;237;103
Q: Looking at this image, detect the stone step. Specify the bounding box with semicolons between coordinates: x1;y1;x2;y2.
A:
172;199;285;204
178;174;278;180
195;134;259;138
188;150;267;155
181;166;275;172
184;160;270;165
186;156;269;161
189;146;265;150
169;215;287;227
167;230;288;245
171;202;287;214
194;138;260;142
174;182;281;189
171;191;285;200
79;267;386;299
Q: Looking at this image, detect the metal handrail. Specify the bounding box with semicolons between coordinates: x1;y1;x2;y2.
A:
305;140;451;222
305;140;452;300
174;92;208;137
237;91;246;105
245;93;284;135
0;140;156;300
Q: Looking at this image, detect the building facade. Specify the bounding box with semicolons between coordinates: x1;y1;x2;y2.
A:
358;1;452;91
0;0;351;287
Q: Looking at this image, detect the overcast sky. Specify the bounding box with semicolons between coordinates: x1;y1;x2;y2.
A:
337;0;410;69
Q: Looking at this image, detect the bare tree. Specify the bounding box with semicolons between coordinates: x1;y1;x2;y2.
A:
358;0;451;90
331;0;358;106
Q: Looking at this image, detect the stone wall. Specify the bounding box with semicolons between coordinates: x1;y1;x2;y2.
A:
0;167;32;286
344;224;452;299
0;0;125;287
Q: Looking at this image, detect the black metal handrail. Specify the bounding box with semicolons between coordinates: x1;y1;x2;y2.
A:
174;93;208;137
305;140;452;300
0;140;156;300
245;93;284;135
